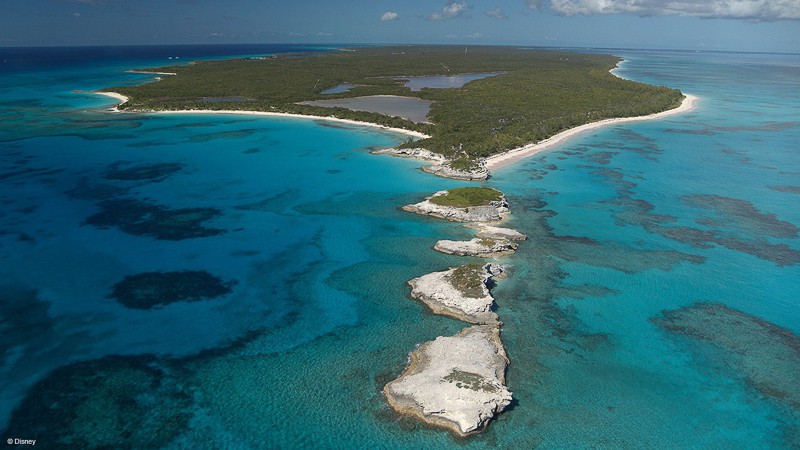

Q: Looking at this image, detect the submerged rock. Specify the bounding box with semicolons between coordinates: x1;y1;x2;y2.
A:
103;162;184;182
109;270;235;310
85;198;225;240
652;302;800;411
434;237;518;257
384;325;512;437
2;355;192;449
408;263;503;325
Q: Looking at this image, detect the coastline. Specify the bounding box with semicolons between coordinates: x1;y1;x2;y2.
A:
484;93;698;171
94;92;431;140
95;89;696;173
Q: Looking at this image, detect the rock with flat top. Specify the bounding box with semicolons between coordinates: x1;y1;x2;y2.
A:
402;190;509;223
407;263;503;325
421;162;489;181
434;237;518;257
472;225;527;241
384;325;512;437
371;147;445;163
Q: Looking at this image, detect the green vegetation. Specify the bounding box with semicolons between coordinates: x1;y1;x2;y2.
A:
446;264;488;298
429;187;503;207
108;46;683;161
443;370;498;392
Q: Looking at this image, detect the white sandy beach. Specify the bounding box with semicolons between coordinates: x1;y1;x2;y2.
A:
96;86;696;171
94;91;431;140
484;93;698;171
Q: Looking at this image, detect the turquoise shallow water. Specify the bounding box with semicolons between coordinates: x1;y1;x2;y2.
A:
1;47;799;448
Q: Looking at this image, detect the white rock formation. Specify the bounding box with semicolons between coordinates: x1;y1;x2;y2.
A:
402;190;509;222
434;237;518;257
407;263;503;325
384;325;512;437
422;162;489;181
371;147;445;163
472;225;527;241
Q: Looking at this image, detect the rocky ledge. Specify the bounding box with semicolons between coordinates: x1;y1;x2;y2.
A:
371;147;445;164
372;148;490;181
384;325;512;437
472;225;528;241
434;237;518;257
421;162;489;181
402;190;509;223
408;263;504;325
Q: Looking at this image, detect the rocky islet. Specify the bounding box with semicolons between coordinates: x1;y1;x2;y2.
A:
385;186;525;436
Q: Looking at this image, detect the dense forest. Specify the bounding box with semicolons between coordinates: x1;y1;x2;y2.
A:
108;46;684;161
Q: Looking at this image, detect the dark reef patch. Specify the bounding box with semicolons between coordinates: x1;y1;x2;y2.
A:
682;194;799;239
85;198;225;240
103;161;184;182
521;167;549;180
0;167;65;183
586;151;619;165
664;128;717;135
769;185;800;194
65;177;128;200
242;147;261;154
126;139;174;148
186;129;257;143
2;355;193;449
652;302;800;445
0;285;54;365
109;270;235;310
235;189;298;213
580;163;800;266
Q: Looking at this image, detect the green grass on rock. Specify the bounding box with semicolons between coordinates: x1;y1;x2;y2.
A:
428;187;503;208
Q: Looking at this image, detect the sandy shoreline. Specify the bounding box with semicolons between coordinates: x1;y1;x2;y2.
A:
484;93;698;171
94;91;431;140
95;87;696;171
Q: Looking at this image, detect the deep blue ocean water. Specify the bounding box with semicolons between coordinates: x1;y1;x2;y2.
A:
0;45;798;448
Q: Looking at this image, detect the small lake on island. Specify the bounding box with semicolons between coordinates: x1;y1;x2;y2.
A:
320;84;355;94
401;72;503;91
298;95;432;123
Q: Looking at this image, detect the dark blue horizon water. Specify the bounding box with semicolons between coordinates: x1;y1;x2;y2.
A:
0;43;340;73
1;44;798;448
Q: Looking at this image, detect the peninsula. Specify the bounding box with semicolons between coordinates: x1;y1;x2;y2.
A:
101;46;687;178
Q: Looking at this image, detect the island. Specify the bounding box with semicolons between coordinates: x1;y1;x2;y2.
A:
408;262;505;325
434;224;528;257
94;45;694;439
402;187;509;222
383;325;512;437
100;45;688;179
433;238;518;257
